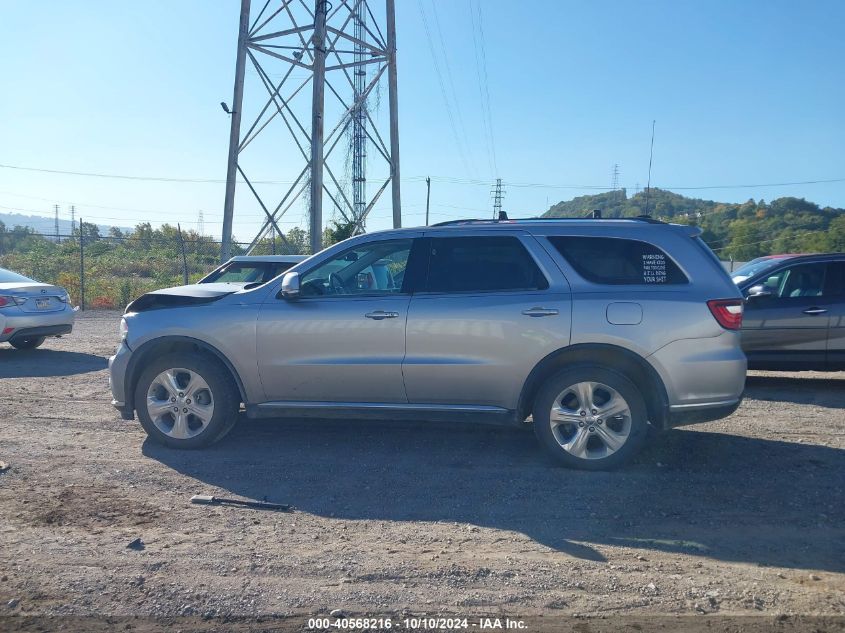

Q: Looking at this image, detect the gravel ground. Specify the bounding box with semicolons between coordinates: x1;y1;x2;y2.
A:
0;311;843;629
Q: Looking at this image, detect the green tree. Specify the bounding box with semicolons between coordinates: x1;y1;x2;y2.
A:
323;220;357;247
726;219;764;260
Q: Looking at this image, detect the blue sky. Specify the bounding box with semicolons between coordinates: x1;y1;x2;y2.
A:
1;0;843;241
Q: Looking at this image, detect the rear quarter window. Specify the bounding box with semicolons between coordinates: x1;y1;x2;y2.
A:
548;236;687;285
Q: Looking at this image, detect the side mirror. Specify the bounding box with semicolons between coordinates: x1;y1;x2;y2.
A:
746;284;772;299
280;271;301;300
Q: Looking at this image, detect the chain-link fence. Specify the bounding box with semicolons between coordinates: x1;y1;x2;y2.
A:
0;228;307;310
0;224;747;311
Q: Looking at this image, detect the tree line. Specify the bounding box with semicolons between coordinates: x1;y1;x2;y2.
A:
543;188;845;260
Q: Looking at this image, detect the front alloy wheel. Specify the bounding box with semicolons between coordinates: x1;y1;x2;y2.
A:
135;353;239;449
146;368;215;440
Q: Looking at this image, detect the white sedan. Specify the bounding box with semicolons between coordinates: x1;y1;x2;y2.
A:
0;267;76;349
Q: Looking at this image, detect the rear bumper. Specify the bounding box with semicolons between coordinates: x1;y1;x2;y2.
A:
7;323;72;343
0;307;75;342
666;396;743;428
648;331;747;409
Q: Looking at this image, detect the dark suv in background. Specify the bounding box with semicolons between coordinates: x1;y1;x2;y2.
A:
736;253;845;370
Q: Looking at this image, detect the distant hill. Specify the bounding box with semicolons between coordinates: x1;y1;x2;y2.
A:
544;188;716;219
541;189;845;260
0;211;129;239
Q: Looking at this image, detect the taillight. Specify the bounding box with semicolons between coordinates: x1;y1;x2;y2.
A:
0;296;25;307
707;299;744;330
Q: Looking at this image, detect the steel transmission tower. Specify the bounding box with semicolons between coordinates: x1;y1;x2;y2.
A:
220;0;402;261
611;164;620;191
491;178;505;219
352;1;367;226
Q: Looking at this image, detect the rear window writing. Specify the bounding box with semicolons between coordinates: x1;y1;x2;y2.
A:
548;236;688;285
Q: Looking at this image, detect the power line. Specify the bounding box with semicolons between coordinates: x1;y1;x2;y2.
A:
429;0;476;178
475;1;497;175
0;162;296;185
417;0;475;178
469;0;497;179
2;162;845;193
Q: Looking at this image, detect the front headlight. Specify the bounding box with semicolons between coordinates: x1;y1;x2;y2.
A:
119;317;129;340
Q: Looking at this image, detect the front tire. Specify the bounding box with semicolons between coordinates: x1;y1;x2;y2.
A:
10;336;46;350
533;366;648;470
135;353;239;449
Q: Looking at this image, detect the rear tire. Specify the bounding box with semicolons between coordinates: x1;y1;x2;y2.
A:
134;352;239;449
533;365;648;470
10;336;46;350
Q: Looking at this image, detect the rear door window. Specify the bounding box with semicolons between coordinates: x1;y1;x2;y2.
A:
424;236;548;293
548;236;687;285
823;262;845;296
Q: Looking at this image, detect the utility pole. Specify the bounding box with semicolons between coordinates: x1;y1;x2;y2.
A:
309;0;328;255
78;216;85;311
491;178;505;219
221;0;251;263
644;120;656;216
387;0;402;228
177;223;189;285
54;204;60;242
425;176;431;225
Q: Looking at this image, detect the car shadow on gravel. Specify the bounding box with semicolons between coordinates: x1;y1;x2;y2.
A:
745;374;845;408
0;348;107;377
144;418;845;573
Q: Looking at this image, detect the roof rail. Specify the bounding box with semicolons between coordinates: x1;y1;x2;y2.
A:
430;215;665;227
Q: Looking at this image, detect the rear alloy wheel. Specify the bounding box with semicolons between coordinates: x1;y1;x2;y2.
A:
135;353;239;449
533;366;648;470
10;336;46;350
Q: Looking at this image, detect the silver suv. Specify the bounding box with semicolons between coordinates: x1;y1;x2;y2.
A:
109;218;746;469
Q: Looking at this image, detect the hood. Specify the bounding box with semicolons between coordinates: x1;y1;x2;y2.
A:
126;283;238;313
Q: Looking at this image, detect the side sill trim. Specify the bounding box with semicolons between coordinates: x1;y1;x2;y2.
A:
247;401;520;426
255;401;510;413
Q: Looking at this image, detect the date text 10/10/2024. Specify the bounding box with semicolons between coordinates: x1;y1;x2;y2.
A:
308;617;527;630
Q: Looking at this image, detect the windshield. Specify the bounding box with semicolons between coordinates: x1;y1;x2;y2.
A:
730;257;792;282
0;267;35;283
201;261;296;284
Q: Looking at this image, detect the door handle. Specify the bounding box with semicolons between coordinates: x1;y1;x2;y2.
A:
802;307;828;315
521;307;559;317
365;310;400;320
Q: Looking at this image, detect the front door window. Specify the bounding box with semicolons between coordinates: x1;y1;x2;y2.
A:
299;240;412;297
